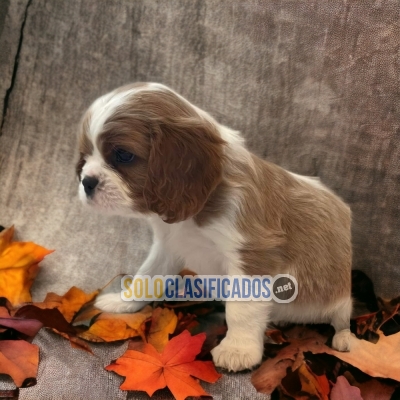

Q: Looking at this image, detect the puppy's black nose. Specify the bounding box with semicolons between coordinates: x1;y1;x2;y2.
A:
82;176;99;197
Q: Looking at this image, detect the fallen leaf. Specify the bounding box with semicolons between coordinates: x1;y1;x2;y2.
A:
106;330;221;400
189;312;227;359
252;327;328;394
34;286;99;323
72;304;102;327
0;317;43;340
281;363;330;400
278;362;330;400
146;307;178;352
78;305;153;342
15;305;75;335
173;312;199;336
344;371;397;400
266;329;288;344
330;376;363;400
327;331;400;381
13;305;95;353
0;226;53;306
0;340;39;387
253;324;400;396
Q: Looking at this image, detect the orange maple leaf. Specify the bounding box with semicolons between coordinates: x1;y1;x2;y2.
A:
106;330;221;400
0;226;53;306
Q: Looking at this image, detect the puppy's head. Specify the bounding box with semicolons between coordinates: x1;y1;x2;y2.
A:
76;83;225;223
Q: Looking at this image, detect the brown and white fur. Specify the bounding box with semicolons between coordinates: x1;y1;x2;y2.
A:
76;82;352;372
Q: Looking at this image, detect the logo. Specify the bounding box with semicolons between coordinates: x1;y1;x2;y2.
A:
121;274;298;303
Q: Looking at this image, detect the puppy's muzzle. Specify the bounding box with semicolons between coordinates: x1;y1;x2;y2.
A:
82;176;99;197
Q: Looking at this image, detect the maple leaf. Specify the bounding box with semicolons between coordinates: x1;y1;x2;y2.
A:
106;330;221;400
0;226;53;306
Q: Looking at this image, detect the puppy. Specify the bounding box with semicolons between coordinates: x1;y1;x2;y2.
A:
76;82;352;371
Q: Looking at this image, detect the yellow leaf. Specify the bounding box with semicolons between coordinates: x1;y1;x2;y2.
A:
34;286;99;323
79;305;153;342
0;226;53;306
147;307;178;352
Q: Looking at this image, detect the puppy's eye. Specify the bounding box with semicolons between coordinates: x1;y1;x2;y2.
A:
115;148;135;163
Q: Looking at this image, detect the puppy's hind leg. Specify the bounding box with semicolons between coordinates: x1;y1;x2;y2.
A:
331;297;353;352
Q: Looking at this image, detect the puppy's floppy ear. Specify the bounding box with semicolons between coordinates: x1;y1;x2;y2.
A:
144;118;225;223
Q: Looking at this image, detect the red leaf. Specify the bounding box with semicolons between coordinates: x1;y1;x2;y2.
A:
106;330;221;400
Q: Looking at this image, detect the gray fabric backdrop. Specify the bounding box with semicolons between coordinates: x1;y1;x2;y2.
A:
0;1;399;399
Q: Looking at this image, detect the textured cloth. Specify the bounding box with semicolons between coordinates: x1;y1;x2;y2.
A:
20;329;128;400
0;0;399;399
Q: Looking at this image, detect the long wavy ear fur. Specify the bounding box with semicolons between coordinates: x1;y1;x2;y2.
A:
144;118;225;223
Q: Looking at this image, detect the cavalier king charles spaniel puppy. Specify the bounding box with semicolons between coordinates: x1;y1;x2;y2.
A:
76;82;352;371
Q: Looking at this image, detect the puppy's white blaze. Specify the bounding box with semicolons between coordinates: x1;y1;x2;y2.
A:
89;83;169;142
89;88;138;142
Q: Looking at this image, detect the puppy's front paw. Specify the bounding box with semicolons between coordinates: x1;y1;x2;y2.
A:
211;337;263;372
332;328;351;352
94;293;149;313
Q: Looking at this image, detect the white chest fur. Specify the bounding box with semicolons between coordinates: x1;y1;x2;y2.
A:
149;216;243;276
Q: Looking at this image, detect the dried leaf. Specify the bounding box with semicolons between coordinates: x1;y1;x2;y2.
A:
188;312;227;359
301;364;328;399
252;327;328;394
147;307;178;352
0;317;43;339
34;286;99;323
15;305;75;335
72;304;102;327
253;324;400;396
266;329;288;344
330;376;363;400
279;362;330;400
78;305;153;342
344;371;397;400
0;226;53;306
106;330;221;400
327;331;400;381
174;312;199;336
0;340;39;387
14;305;94;353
